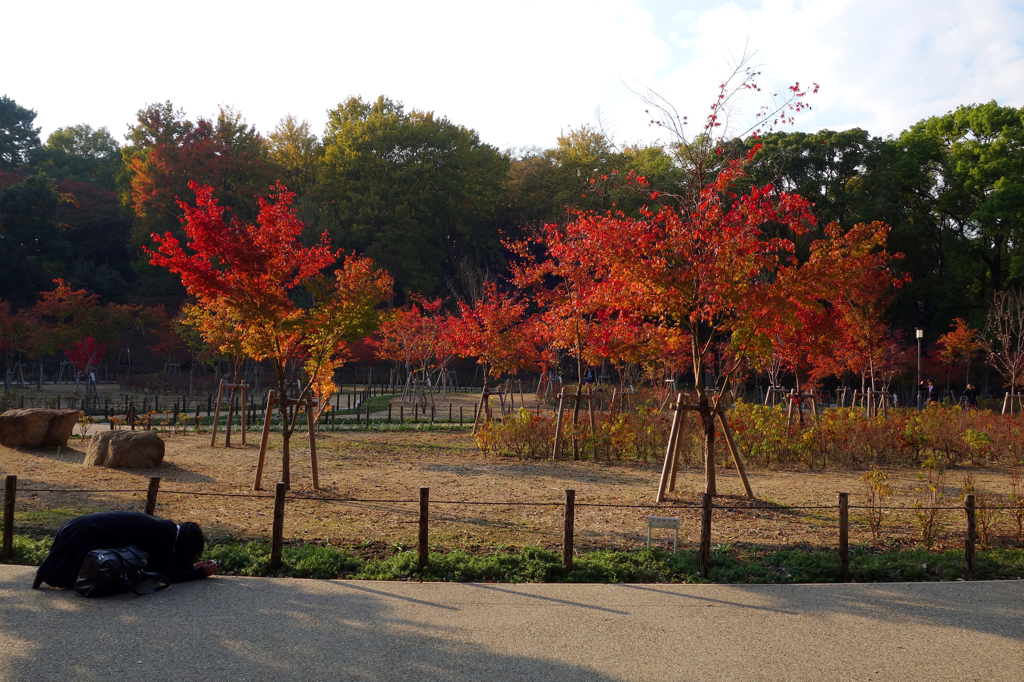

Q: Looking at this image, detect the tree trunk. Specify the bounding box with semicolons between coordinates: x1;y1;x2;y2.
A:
275;365;292;488
571;383;583;461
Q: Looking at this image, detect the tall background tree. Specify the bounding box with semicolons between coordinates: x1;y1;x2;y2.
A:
318;95;509;301
0;95;41;169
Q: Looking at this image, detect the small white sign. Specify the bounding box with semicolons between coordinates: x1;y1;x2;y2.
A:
648;516;680;529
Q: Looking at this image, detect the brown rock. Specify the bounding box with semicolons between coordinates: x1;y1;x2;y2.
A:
0;409;81;448
85;431;165;468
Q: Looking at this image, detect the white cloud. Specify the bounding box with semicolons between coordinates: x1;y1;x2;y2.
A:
2;0;1022;151
645;0;1024;138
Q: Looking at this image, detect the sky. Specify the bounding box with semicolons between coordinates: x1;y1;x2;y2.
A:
5;0;1023;152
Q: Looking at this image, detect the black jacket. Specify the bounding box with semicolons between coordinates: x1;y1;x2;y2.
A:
35;511;206;589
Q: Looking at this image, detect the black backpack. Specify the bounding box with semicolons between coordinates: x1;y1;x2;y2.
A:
73;545;170;598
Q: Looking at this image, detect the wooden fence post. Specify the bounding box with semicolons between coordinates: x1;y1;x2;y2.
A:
145;476;161;516
839;492;849;581
563;489;575;570
699;493;712;578
270;482;286;570
1;475;15;562
965;494;976;576
419;487;430;570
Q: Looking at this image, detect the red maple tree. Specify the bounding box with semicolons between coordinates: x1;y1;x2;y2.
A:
147;182;392;486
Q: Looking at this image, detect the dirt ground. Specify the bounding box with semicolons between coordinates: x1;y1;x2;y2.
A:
3;416;1023;556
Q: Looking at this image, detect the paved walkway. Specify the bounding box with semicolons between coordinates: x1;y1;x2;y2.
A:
1;565;1021;681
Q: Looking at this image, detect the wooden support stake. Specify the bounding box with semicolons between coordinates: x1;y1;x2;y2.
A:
563;489;575;570
715;405;754;500
472;387;489;435
270;482;286;570
657;394;685;502
699;492;712;578
418;487;429;570
965;494;976;576
1002;392;1010;415
839;492;849;581
145;476;161;515
210;380;224;447
552;390;567;459
253;390;276;491
668;405;688;493
307;396;319;490
241;385;247;446
1;475;15;562
588;388;597;434
225;386;235;447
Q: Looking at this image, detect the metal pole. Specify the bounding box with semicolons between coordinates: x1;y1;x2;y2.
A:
921;333;929;409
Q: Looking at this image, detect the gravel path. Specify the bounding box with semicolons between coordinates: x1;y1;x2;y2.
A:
2;565;1021;681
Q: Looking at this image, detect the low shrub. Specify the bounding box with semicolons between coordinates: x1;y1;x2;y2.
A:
728;402;1024;469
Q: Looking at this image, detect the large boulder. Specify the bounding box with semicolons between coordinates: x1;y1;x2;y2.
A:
0;409;80;448
85;431;165;468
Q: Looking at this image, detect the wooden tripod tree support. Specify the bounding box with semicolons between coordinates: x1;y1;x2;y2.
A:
550;387;598;460
609;387;635;413
857;390;892;418
656;393;754;502
1001;393;1024;415
210;379;249;447
764;386;790;407
785;390;821;428
252;390;319;491
472;385;509;435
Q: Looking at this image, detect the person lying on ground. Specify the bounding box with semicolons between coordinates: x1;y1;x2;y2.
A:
31;511;218;589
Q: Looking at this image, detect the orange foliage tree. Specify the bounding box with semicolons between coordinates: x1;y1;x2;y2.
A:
33;279;142;381
937;318;983;386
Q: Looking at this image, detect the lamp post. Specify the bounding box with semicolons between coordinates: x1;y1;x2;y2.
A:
916;328;924;409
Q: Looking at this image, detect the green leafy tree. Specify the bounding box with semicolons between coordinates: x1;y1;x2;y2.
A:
267;115;321;194
319;95;509;300
0;173;67;304
906;101;1024;297
32;124;121;189
0;95;41;169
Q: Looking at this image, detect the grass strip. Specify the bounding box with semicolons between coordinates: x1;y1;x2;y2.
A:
10;536;1024;583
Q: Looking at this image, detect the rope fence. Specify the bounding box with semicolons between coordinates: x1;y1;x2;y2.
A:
2;472;1000;579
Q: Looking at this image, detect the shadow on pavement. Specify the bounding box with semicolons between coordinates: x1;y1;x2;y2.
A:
0;567;618;681
622;581;1024;642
